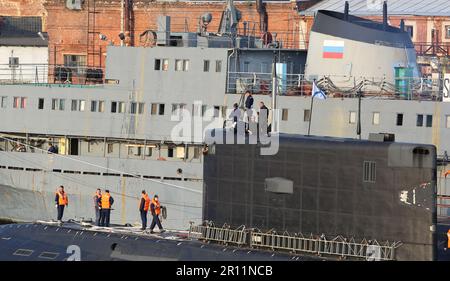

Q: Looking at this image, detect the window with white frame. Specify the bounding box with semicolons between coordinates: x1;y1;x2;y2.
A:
349;111;356;124
13;97;27;109
71;99;85;111
372;112;380;125
1;96;7;108
52;98;65;111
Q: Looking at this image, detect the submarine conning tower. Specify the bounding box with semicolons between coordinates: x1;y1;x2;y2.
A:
305;4;420;92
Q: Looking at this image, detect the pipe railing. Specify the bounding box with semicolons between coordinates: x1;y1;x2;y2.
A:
0;64;105;85
188;222;401;260
226;71;446;101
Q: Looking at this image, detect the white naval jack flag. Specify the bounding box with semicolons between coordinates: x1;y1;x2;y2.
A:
312;80;327;100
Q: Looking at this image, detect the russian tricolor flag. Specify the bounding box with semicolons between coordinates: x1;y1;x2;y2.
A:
323;40;344;59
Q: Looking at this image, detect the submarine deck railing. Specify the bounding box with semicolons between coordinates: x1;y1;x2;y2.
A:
188;223;401;260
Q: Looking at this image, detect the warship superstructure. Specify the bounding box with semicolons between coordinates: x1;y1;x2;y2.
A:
0;1;449;233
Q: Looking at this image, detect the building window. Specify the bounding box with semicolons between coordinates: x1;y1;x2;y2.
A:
349;111;356;124
183;60;189;71
162;59;169;71
90;100;104;112
405;25;414;38
127;146;134;156
63;54;86;74
363;161;376;183
129;102;144;114
71;100;77;111
19;97;26;108
168;147;174;158
145;146;152;157
135;147;142;156
107;143;113;154
38;98;44;110
446;26;450;39
138;102;144;114
9;57;19;68
372;112;380;125
304;109;311;122
192;104;207;117
215;60;222;72
282;109;288;121
175;59;189;71
118;102;125;113
446;115;450;128
98;101;105;112
193;147;200;159
71;99;85;111
396;113;403;126
13;97;19;108
13;97;26;109
91;100;97;112
203;60;210;72
0;96;7;108
416;114;423;127
154;59;161;70
151;103;157;115
111;101;117;113
130;102;137;114
213;106;220;118
154;59;169;71
175;59;183;71
151;103;165;115
426;115;433;127
172;103;186;120
52;98;65;111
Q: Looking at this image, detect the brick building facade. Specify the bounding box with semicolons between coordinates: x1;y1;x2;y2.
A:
4;0;309;68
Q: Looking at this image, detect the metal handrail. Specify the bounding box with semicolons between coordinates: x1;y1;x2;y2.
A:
0;64;105;85
188;223;401;260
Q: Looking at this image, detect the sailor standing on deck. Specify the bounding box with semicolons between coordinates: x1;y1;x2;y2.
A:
139;190;150;230
98;189;114;227
93;189;102;225
149;195;165;234
55;185;68;223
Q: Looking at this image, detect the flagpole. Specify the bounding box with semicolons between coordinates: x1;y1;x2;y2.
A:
307;95;314;136
307;80;315;136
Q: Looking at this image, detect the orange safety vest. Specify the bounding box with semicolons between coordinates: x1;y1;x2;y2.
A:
101;193;111;209
56;191;68;206
151;198;161;215
141;194;150;211
447;230;450;249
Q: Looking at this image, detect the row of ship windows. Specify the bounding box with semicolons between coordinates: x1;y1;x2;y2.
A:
304;110;438;128
0;96;291;120
0;165;201;182
0;96;441;127
154;58;222;73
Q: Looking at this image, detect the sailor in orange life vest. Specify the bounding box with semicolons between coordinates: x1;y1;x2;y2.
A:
97;189;114;227
149;194;165;234
93;188;102;226
139;190;151;230
447;229;450;250
55;185;68;222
